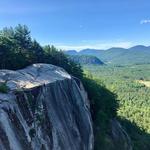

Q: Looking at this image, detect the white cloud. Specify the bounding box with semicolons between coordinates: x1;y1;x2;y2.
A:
54;41;133;51
140;19;150;24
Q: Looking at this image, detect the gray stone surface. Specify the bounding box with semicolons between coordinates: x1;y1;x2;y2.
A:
110;119;133;150
0;64;94;150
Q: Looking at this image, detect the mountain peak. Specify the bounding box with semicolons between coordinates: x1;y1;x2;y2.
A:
129;45;148;50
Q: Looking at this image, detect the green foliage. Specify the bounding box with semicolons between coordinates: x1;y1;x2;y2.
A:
0;83;9;93
82;77;118;120
0;25;83;79
82;77;118;150
29;128;36;139
27;92;45;126
43;45;84;79
119;118;150;150
84;64;150;150
27;93;36;112
0;25;35;69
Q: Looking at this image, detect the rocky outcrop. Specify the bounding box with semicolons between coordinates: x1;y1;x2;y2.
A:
0;64;93;150
68;55;104;65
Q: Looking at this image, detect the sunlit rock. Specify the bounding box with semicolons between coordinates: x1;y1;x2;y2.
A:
0;64;93;150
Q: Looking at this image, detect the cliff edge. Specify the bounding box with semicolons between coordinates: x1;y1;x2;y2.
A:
0;64;93;150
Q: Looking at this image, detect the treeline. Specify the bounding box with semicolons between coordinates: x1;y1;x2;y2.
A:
0;24;83;79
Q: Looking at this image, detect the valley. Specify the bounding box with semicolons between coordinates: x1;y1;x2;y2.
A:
0;24;150;150
84;64;150;150
1;0;150;149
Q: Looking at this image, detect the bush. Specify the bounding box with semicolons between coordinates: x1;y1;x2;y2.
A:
0;83;9;93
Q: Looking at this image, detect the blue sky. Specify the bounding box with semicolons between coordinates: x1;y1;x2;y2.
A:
0;0;150;50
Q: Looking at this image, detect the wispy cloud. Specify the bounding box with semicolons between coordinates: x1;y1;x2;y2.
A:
140;19;150;24
53;41;133;51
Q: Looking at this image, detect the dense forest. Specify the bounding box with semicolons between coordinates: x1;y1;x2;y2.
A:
84;64;150;150
0;25;118;149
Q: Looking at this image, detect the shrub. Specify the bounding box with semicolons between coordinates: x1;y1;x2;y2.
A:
0;83;9;93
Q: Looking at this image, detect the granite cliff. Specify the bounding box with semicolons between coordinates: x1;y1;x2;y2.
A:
0;64;93;150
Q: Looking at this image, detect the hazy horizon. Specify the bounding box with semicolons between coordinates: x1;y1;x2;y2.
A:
64;44;150;51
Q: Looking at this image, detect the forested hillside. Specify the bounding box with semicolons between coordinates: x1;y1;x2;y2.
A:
68;55;104;65
84;64;150;150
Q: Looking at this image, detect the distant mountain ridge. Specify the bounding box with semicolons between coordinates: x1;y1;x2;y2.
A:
69;55;104;65
65;45;150;65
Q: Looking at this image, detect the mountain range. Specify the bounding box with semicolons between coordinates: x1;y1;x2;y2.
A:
65;45;150;65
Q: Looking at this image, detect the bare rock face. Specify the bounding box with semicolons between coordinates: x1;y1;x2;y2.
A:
0;64;94;150
110;119;133;150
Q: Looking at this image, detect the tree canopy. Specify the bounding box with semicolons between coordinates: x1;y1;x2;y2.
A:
0;24;83;79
